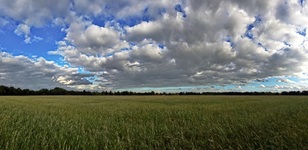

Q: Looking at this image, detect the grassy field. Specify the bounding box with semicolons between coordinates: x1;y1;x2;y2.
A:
0;96;307;149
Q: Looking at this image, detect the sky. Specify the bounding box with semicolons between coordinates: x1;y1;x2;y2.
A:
0;0;308;92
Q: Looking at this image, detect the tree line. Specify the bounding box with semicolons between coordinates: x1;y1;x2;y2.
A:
0;85;308;96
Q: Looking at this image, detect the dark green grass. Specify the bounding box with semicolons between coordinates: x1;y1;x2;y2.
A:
0;96;307;149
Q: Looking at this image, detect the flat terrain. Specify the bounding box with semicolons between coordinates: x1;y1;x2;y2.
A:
0;96;307;149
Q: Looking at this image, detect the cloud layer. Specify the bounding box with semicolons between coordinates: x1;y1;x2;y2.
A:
0;0;308;91
0;52;95;90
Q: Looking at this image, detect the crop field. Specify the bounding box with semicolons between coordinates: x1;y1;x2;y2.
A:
0;96;307;149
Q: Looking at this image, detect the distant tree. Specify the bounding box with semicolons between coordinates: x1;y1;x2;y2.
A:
302;91;308;95
50;87;67;95
15;88;23;95
0;84;307;96
0;85;6;95
22;89;34;95
37;88;49;95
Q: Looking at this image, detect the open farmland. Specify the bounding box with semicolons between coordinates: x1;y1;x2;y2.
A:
0;96;307;149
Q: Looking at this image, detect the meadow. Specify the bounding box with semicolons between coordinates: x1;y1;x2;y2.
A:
0;96;307;149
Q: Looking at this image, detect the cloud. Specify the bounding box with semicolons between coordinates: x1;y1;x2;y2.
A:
47;0;308;90
14;24;44;43
0;0;71;26
277;78;296;84
65;22;129;55
0;17;9;27
14;24;31;43
0;52;101;90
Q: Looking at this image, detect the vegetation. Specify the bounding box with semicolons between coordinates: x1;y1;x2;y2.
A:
0;96;307;149
1;85;308;95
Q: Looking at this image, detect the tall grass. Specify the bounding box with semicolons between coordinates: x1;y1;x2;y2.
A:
0;96;307;149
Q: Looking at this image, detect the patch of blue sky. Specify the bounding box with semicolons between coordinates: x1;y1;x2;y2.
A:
77;67;86;74
117;87;155;92
263;77;291;86
288;76;300;82
77;68;98;78
32;26;65;44
244;27;254;40
245;23;255;39
239;85;262;92
297;28;306;36
246;77;296;91
299;0;305;7
158;43;165;49
0;29;25;55
117;80;299;92
174;3;187;18
224;35;235;47
219;84;235;91
244;16;262;40
92;14;115;27
117;16;145;27
85;76;97;83
117;86;180;93
27;26;65;63
54;56;70;67
91;7;161;28
0;24;68;66
245;32;254;39
247;24;254;30
247;16;261;29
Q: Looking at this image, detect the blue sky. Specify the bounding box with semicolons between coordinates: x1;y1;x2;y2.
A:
0;0;308;92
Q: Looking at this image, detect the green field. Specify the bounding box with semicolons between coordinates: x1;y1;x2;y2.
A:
0;96;307;149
